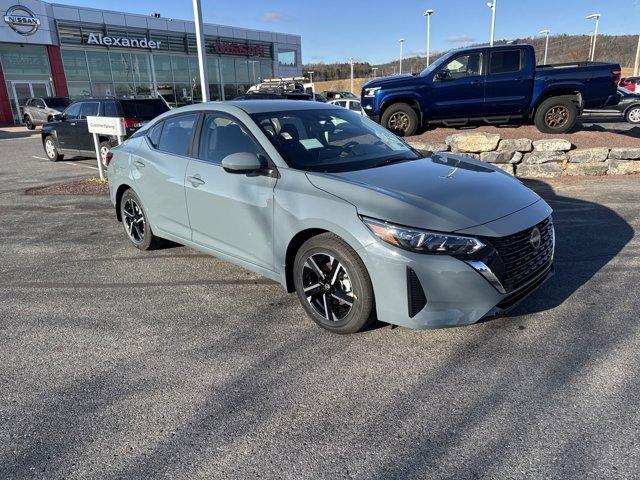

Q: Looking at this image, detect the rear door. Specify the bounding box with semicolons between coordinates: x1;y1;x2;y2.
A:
132;113;196;240
430;51;485;118
184;111;276;270
484;48;532;115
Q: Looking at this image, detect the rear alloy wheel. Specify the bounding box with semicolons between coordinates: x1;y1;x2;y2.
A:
381;103;418;136
44;136;63;161
24;116;35;130
534;97;577;133
625;106;640;124
294;233;374;334
99;141;111;170
119;189;158;250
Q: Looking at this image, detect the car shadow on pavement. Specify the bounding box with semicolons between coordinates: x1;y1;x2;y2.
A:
508;178;634;317
577;122;640;139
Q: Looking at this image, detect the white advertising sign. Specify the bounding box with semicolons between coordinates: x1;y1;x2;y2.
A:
87;116;126;137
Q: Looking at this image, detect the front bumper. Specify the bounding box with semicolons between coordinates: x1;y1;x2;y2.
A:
358;202;554;329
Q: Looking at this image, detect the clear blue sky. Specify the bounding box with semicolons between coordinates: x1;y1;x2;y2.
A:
57;0;639;64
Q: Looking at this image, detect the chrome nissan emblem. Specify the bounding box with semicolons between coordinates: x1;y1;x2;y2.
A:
530;227;542;249
4;5;40;36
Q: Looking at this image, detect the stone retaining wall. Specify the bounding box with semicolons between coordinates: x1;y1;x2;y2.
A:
407;132;640;178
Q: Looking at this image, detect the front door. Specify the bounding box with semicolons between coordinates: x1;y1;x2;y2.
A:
10;81;51;124
429;52;485;119
185;112;276;271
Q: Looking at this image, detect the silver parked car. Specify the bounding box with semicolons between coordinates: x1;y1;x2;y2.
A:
108;101;554;334
22;97;71;130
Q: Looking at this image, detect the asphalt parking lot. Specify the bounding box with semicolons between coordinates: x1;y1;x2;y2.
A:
1;133;639;479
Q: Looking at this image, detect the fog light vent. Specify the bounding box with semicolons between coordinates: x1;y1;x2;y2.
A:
407;267;427;318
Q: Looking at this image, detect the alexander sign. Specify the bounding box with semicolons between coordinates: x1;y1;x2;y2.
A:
4;5;41;36
211;41;266;57
86;33;161;49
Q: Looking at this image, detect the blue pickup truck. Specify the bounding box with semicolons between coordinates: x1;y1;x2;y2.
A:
361;44;621;136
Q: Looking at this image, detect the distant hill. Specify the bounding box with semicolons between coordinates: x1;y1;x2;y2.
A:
305;34;638;80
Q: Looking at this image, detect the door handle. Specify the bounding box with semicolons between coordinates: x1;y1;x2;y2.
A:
70;122;76;126
187;175;205;187
134;160;145;168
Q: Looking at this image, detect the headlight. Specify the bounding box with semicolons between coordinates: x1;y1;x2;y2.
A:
364;87;381;97
362;217;486;256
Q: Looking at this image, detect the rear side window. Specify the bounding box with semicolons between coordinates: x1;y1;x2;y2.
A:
490;50;522;74
157;114;197;156
103;101;119;117
147;122;163;148
79;102;99;119
120;99;170;119
348;101;361;111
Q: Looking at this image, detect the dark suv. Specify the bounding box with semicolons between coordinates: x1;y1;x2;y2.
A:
41;98;170;163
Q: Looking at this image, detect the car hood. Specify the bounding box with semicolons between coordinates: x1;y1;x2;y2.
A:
306;154;541;233
362;74;419;90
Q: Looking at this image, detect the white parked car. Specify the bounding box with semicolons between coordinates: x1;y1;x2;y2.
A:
328;99;365;115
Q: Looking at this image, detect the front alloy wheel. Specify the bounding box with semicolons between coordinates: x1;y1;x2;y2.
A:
294;233;375;334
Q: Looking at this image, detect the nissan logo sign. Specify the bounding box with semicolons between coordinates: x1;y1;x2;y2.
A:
4;5;40;36
529;227;542;250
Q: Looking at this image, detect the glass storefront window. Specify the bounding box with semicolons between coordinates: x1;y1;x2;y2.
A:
0;45;52;81
114;83;135;97
67;81;91;99
174;82;192;107
260;60;274;80
86;51;112;82
91;82;114;97
220;57;236;84
153;54;173;83
110;53;134;83
132;53;152;84
277;48;296;67
171;56;190;82
235;59;249;84
247;60;260;84
209;84;222;101
223;83;236;100
61;49;89;81
207;57;220;84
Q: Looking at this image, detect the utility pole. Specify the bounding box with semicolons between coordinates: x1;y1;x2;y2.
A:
399;38;404;74
634;34;640;77
349;57;354;93
539;29;550;64
424;9;434;66
487;0;497;46
192;0;209;101
586;13;601;62
372;67;378;78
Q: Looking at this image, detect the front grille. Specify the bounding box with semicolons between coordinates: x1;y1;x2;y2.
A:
488;217;554;292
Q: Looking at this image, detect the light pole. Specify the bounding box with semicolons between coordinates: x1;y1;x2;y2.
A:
349;57;354;93
423;9;434;66
399;38;404;74
538;29;550;65
486;0;497;46
372;67;378;78
586;13;600;61
192;0;209;101
306;71;314;83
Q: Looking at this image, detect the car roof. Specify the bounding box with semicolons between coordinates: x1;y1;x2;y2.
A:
226;99;341;114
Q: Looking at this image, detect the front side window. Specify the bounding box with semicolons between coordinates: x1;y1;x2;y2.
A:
63;102;82;119
34;99;46;108
440;53;482;79
147;121;163;148
79;102;100;119
251;108;419;172
490;50;522;74
157;114;197;156
198;113;262;164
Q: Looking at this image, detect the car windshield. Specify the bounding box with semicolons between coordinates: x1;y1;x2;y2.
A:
120;99;170;119
250;108;420;172
45;97;72;109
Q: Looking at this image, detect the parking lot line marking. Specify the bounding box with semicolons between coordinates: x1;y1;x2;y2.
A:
63;161;99;171
32;155;48;161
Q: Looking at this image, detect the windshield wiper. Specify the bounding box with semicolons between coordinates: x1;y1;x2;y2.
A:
371;156;420;169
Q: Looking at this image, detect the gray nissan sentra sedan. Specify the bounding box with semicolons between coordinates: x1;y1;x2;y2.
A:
107;100;554;334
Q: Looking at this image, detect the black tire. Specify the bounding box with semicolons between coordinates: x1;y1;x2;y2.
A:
24;116;35;130
534;97;578;133
293;233;375;334
99;141;111;170
381;103;419;136
119;189;158;251
43;135;63;161
625;105;640;124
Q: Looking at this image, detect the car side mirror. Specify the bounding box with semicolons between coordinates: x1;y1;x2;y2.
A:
435;70;449;81
221;152;266;174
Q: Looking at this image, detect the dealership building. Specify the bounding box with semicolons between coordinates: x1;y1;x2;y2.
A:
0;0;302;124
